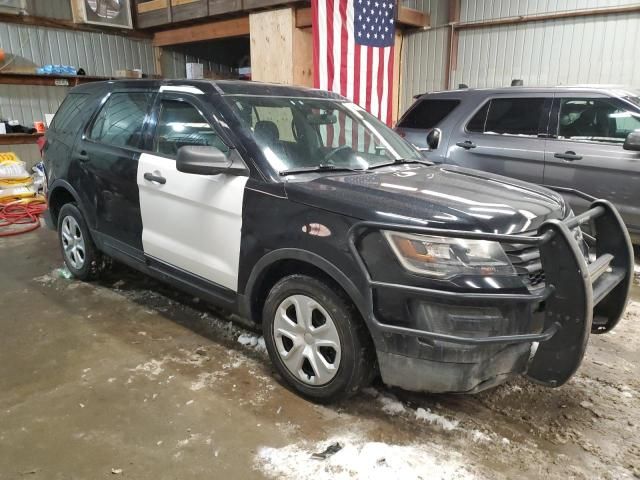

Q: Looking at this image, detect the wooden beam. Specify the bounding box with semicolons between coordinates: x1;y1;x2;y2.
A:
444;0;460;90
295;6;311;28
454;4;640;30
153;16;250;46
0;133;44;146
0;12;151;38
138;0;168;13
395;6;429;29
295;6;429;29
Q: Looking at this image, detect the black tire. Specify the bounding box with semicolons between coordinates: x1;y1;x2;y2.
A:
262;274;375;403
57;203;104;281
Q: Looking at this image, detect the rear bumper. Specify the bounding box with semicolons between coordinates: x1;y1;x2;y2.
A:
348;199;634;393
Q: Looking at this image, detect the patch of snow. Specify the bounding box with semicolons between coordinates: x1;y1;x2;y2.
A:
469;430;492;443
376;393;406;416
237;334;267;353
415;407;459;431
190;371;227;391
131;359;165;377
255;435;479;480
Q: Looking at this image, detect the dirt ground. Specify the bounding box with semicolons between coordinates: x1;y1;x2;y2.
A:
1;227;639;479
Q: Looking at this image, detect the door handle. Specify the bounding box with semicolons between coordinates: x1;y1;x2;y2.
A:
143;172;167;184
554;151;583;161
456;140;477;149
76;150;90;163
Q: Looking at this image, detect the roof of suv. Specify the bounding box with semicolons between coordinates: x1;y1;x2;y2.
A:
415;85;639;100
71;79;344;100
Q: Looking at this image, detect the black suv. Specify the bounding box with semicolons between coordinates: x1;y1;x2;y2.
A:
43;80;634;402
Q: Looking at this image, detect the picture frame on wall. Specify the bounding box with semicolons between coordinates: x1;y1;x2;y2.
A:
72;0;134;29
0;0;27;15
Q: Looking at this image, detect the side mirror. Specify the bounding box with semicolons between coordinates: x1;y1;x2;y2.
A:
623;130;640;151
426;128;441;150
176;146;247;176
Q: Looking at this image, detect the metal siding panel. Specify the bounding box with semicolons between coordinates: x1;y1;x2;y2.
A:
461;0;640;21
453;12;640;88
0;23;155;133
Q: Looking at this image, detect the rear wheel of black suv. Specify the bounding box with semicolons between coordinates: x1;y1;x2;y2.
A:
57;203;103;281
262;274;375;403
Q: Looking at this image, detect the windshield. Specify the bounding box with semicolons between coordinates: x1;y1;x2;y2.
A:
224;95;421;173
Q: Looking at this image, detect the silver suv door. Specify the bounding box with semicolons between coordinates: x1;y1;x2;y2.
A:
544;93;640;237
446;94;552;184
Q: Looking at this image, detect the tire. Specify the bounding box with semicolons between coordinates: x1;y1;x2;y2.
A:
262;274;375;403
57;203;103;281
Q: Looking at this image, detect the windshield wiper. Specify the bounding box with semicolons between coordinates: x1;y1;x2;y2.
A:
367;158;433;170
279;164;364;176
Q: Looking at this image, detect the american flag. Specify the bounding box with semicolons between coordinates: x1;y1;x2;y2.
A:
312;0;396;126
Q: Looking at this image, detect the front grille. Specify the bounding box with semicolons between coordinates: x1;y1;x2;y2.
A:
502;242;545;290
502;227;588;291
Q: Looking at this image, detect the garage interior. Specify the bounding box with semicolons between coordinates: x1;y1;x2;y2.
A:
1;0;640;479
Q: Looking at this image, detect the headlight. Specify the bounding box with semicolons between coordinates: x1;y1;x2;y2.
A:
383;231;516;279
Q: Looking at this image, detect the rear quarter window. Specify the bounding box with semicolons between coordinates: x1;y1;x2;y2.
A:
49;93;91;135
398;99;460;129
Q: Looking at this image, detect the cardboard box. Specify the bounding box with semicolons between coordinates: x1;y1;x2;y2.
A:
115;69;143;79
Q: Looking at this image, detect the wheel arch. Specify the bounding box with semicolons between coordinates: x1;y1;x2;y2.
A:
242;249;370;332
47;180;85;227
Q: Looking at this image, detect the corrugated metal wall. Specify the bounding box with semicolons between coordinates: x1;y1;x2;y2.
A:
453;10;640;88
461;0;640;21
0;22;156;126
400;0;640;115
399;0;449;112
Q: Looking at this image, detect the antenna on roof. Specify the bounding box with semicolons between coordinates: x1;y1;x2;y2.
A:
511;79;524;86
458;83;469;89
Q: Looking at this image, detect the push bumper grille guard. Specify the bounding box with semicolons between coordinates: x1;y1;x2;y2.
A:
347;198;634;386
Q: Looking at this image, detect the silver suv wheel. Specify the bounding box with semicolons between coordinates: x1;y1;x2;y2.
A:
61;215;86;269
273;294;341;386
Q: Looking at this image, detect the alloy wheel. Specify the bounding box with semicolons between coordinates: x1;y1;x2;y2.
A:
61;215;86;269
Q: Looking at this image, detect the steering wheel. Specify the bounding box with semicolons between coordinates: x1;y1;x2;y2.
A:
323;145;352;162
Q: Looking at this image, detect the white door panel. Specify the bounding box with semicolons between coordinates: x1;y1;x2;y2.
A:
137;152;247;291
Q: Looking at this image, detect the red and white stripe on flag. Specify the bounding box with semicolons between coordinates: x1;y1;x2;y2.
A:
312;0;396;126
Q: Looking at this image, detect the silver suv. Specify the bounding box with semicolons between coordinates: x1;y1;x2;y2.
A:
395;86;640;242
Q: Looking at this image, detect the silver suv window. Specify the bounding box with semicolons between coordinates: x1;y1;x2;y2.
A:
557;97;640;144
467;97;546;136
397;99;460;129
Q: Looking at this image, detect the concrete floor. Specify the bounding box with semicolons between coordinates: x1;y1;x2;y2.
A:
1;227;639;479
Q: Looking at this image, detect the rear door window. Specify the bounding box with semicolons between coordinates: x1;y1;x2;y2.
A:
467;97;547;136
557;97;640;144
398;99;460;129
88;92;153;149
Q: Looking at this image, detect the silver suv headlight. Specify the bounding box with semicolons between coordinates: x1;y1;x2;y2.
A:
383;231;516;279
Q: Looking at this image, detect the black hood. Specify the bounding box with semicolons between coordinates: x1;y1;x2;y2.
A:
284;164;567;234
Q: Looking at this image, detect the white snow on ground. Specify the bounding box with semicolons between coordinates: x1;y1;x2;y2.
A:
237;333;267;352
255;435;479;480
415;407;459;431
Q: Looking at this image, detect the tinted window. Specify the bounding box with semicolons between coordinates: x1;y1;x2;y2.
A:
154;99;229;157
398;99;460;129
50;93;90;134
467;102;489;132
89;92;152;148
484;98;545;136
558;98;640;143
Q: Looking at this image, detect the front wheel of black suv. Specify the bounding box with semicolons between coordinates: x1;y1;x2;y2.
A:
262;274;375;403
57;203;104;281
